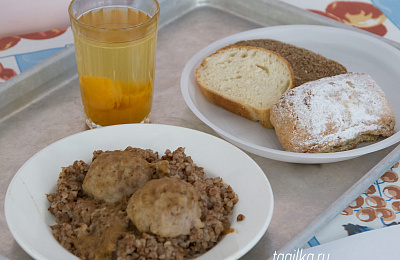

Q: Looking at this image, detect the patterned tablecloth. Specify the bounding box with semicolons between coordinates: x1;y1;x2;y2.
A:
306;162;400;248
281;0;400;43
1;0;400;254
0;28;73;84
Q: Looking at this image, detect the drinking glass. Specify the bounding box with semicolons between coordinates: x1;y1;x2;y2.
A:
69;0;160;128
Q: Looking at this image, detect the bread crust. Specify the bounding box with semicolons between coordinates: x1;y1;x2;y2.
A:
195;45;295;129
196;84;259;122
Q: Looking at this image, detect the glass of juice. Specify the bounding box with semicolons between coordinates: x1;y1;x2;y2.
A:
68;0;160;128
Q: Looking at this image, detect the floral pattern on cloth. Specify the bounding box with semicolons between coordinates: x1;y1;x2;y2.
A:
307;160;400;247
0;27;73;85
0;28;67;51
0;62;17;81
279;0;400;44
308;1;388;36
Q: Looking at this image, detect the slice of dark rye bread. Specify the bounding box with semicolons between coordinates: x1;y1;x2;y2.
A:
232;39;347;87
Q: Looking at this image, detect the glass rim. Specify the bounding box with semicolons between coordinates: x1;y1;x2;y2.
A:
68;0;160;31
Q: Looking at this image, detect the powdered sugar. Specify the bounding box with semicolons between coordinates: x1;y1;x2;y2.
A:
272;73;395;152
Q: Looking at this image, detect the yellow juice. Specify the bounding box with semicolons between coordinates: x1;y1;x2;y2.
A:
72;7;158;127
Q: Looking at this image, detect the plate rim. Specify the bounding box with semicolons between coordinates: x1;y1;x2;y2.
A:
181;24;400;164
5;123;274;260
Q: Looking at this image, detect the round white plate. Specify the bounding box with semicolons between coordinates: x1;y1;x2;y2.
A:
5;124;273;260
181;25;400;164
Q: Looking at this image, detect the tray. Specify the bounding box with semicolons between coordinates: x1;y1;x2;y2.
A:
1;0;400;259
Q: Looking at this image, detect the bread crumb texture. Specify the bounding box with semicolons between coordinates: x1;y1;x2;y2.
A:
271;73;395;153
233;39;347;86
196;46;292;107
196;46;294;128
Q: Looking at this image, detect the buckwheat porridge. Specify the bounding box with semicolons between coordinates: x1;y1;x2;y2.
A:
47;147;239;260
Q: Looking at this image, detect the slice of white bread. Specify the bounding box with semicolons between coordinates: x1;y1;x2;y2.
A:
233;39;347;87
195;46;295;128
270;73;395;153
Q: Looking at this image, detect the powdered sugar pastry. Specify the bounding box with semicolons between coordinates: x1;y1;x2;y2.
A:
271;73;395;153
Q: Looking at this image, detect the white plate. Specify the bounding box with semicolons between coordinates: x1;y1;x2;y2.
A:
5;124;273;260
181;25;400;163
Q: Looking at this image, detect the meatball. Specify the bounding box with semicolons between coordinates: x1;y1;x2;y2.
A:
127;177;203;237
83;150;152;203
